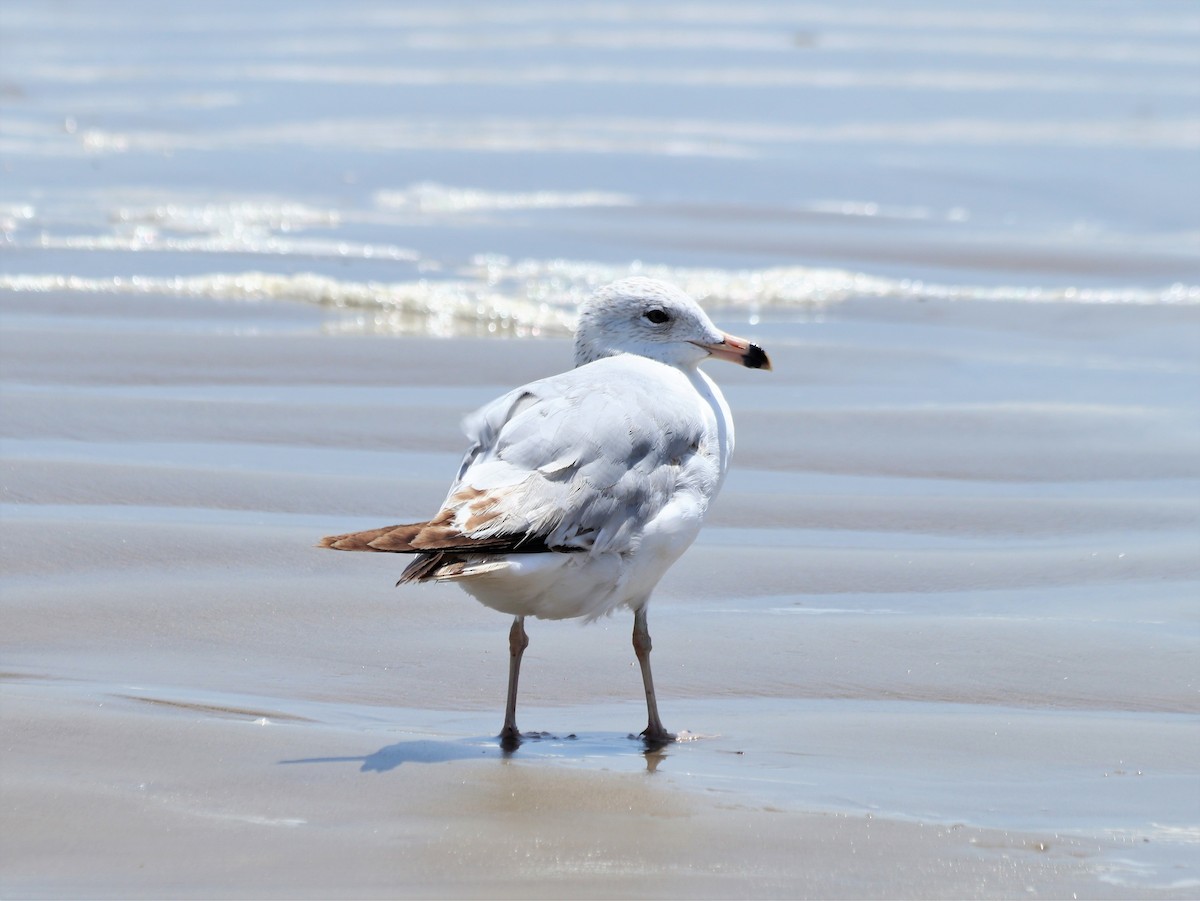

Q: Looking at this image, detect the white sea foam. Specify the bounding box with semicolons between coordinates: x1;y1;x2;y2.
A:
461;257;1200;309
24;232;420;263
3;262;1195;338
373;182;634;214
0;272;574;338
0;190;421;261
113;199;342;234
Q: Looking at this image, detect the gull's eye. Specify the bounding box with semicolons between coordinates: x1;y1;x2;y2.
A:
643;309;671;325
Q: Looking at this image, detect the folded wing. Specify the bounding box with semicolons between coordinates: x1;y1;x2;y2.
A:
319;357;716;582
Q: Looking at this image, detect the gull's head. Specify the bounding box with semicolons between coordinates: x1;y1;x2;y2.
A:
574;277;771;371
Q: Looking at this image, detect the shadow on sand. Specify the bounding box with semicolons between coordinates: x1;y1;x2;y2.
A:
279;731;679;773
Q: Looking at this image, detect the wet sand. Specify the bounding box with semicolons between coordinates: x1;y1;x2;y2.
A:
2;289;1198;898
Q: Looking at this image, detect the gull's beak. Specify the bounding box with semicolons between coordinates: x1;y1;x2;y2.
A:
694;333;772;370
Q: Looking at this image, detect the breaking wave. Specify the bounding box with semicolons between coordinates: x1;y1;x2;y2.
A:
3;260;1196;338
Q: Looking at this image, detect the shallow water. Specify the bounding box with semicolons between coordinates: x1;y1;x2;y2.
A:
3;0;1198;335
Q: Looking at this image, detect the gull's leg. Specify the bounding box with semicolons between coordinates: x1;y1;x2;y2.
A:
633;607;674;743
500;615;528;746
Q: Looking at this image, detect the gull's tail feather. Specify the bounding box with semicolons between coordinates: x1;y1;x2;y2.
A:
399;552;515;584
398;551;449;583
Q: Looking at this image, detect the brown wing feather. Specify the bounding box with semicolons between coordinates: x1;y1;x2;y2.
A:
320;521;577;555
318;524;412;551
373;522;519;553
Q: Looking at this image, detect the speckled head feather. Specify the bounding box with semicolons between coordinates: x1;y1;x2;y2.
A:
573;277;728;369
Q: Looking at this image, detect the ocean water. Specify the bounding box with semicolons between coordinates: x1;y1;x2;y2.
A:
2;0;1198;335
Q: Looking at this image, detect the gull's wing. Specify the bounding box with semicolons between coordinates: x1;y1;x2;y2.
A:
334;356;720;565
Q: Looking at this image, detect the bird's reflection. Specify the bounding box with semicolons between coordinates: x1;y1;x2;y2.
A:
642;744;669;773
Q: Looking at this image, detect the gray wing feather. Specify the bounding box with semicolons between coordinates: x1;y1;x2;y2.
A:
444;358;715;555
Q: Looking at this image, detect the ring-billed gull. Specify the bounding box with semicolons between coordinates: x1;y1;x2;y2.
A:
321;277;771;746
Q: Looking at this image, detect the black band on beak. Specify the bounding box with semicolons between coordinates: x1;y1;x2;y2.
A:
743;344;771;370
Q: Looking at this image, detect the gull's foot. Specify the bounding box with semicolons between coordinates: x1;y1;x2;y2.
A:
499;726;523;753
498;729;554;752
638;727;677;751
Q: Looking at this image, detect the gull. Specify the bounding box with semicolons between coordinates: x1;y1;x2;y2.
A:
320;277;771;746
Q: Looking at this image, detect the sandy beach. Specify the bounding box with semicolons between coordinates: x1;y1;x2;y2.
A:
3;287;1198;898
3;1;1199;897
